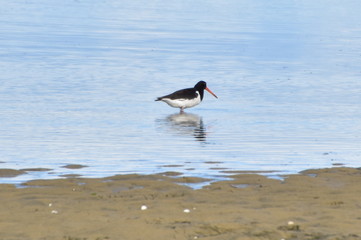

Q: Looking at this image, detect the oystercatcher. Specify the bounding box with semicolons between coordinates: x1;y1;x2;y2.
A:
155;81;218;113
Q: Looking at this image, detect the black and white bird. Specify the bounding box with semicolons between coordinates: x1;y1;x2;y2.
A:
155;81;218;113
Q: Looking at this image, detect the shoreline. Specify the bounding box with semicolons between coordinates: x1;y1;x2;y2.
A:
1;167;361;239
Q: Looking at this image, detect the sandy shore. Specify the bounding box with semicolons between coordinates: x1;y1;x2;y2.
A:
1;167;361;240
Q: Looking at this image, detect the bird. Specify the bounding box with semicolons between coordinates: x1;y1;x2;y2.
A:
155;81;218;113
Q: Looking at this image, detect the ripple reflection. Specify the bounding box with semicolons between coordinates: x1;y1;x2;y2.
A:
156;113;207;142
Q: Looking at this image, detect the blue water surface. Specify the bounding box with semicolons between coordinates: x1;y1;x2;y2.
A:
0;0;361;184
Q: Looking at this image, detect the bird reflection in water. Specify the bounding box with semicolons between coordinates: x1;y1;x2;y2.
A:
156;113;207;142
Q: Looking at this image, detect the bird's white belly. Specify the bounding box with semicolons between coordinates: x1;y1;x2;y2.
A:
162;94;201;109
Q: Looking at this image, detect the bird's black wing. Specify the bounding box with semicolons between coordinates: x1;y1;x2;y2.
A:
156;88;198;100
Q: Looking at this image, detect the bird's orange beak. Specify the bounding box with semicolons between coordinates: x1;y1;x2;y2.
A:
205;87;218;99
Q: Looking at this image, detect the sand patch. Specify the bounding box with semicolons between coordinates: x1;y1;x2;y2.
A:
0;167;360;240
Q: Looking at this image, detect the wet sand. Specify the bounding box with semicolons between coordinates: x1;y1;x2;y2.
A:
1;167;361;240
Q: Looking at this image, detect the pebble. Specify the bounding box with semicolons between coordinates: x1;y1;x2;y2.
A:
141;205;148;210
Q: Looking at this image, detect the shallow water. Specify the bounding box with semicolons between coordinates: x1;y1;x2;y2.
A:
1;0;361;183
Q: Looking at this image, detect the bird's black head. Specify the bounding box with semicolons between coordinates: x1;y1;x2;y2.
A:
194;81;218;100
193;81;207;100
194;81;207;91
